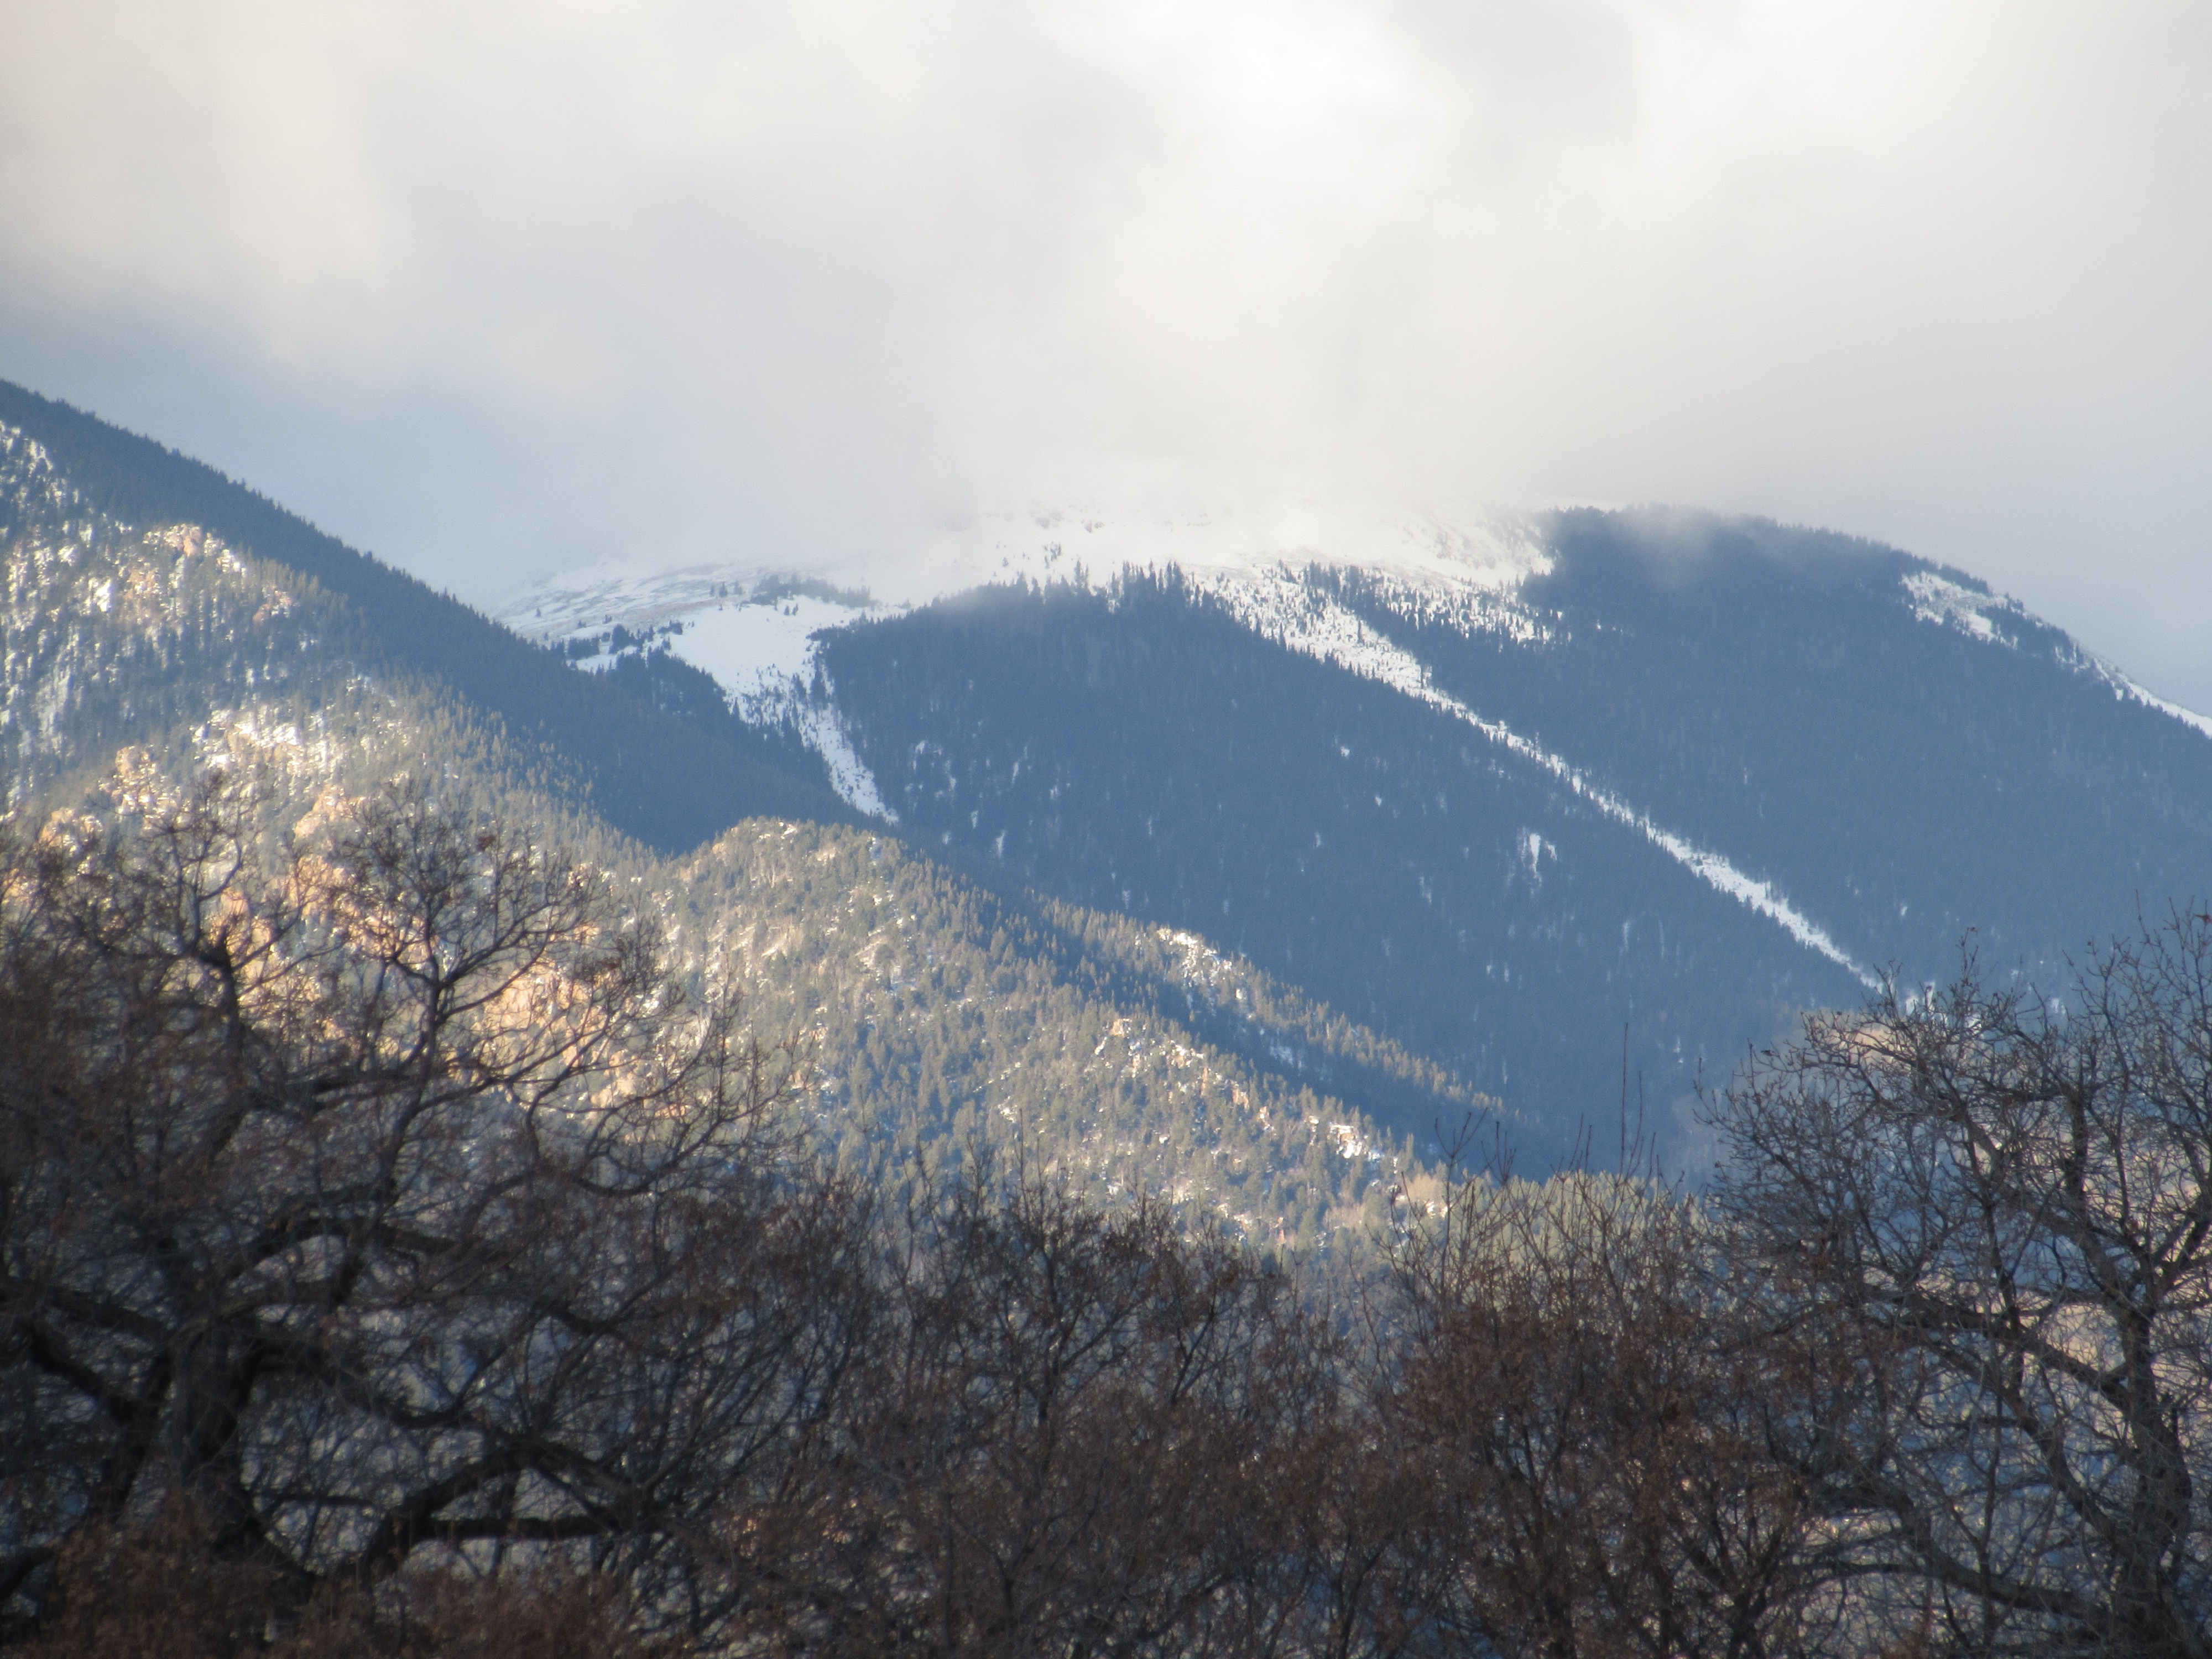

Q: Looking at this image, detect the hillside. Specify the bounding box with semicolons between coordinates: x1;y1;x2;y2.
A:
673;821;1480;1246
510;503;2212;1164
0;379;851;847
17;374;2208;1173
0;394;1461;1243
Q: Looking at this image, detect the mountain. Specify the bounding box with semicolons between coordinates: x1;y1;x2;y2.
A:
0;382;1458;1247
0;379;850;846
504;499;2212;1166
10;375;2206;1175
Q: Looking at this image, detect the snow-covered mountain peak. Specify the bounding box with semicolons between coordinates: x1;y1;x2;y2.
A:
899;496;1553;599
492;497;1557;808
498;496;1550;642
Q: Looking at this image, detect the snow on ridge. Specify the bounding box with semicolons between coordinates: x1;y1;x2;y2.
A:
904;497;1556;600
1896;568;2212;743
494;499;1555;826
497;498;1552;639
1901;570;2022;647
493;500;1556;692
2081;658;2212;742
1200;566;1879;989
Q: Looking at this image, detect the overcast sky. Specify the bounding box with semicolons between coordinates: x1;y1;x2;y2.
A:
2;0;2207;708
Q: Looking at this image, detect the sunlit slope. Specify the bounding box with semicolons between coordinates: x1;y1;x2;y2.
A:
1;394;1470;1243
676;820;1491;1243
0;380;851;846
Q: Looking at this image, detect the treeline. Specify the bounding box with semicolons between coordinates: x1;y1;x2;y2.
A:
6;774;2212;1657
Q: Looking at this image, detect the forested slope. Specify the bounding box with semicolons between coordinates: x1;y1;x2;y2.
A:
816;573;1855;1159
1334;510;2212;975
0;381;849;847
0;406;1464;1244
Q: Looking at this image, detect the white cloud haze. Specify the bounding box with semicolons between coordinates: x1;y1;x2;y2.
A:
2;0;2207;706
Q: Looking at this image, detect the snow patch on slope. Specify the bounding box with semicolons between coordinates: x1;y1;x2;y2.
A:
786;695;896;821
496;580;902;821
1901;570;2022;646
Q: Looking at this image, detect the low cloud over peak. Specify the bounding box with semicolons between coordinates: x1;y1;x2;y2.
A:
3;0;2207;709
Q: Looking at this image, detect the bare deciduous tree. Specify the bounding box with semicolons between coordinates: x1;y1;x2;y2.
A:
1371;1165;1824;1659
20;768;2210;1659
0;769;873;1646
1713;910;2212;1658
813;1175;1333;1659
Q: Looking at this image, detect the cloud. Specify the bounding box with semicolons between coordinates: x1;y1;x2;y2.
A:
2;0;2208;706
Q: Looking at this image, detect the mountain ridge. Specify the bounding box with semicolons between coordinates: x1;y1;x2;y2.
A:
503;503;2211;1160
8;376;2206;1172
0;378;854;849
0;385;1468;1238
